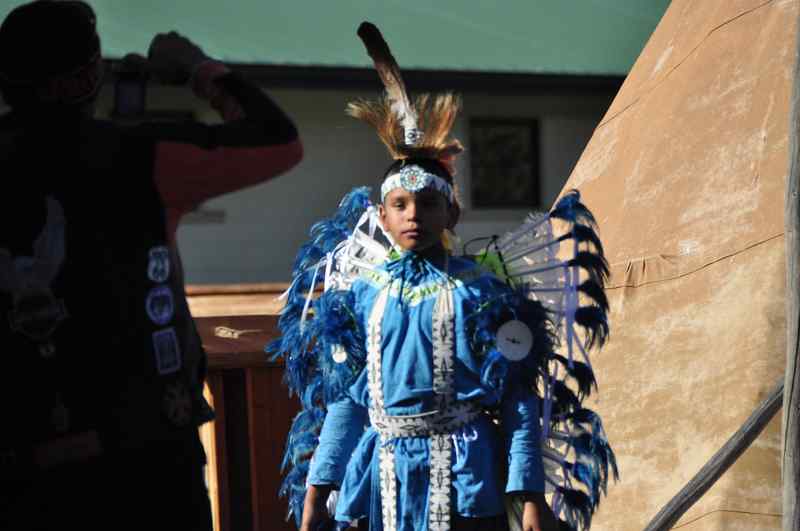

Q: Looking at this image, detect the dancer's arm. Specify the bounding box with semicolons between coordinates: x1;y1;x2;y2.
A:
303;396;367;530
503;387;559;531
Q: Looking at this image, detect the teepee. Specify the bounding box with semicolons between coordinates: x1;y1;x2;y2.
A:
561;1;799;530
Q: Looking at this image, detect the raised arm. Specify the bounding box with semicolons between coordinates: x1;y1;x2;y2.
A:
150;62;302;210
125;32;303;231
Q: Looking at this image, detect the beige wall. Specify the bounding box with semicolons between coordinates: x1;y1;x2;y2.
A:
94;82;611;284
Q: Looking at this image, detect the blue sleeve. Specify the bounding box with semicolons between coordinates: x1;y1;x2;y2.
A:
307;392;368;486
351;277;379;332
501;385;545;493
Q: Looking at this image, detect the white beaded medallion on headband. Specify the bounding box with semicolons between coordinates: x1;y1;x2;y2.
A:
380;164;455;203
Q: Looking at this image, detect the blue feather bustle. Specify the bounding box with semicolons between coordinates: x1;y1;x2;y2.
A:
467;190;617;531
266;187;372;526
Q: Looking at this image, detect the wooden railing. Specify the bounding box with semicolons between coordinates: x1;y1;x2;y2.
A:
188;284;299;531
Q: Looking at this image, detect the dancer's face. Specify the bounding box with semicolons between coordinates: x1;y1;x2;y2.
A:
379;187;457;252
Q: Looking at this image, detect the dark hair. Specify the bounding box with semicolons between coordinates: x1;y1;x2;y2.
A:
0;1;101;108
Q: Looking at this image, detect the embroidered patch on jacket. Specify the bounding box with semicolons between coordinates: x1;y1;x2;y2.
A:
145;285;175;326
2;197;69;348
147;246;170;283
8;287;68;343
152;327;182;375
163;381;192;427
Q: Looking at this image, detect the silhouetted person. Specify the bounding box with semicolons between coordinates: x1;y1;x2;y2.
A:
0;2;302;529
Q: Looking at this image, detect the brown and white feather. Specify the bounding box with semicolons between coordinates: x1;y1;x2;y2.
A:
351;22;464;173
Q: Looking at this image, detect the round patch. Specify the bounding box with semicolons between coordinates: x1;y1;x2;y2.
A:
147;246;171;283
331;345;348;364
9;287;68;343
146;285;175;326
163;381;192;427
496;320;533;361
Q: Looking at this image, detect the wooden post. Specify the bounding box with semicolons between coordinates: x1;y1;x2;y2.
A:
784;10;800;529
201;373;230;531
246;366;298;531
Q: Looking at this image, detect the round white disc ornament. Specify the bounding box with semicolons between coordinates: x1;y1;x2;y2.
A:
332;345;348;364
496;320;533;361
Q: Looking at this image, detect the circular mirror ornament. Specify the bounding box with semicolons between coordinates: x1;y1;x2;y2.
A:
496;320;533;361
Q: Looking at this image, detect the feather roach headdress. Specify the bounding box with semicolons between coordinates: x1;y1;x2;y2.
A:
348;22;464;174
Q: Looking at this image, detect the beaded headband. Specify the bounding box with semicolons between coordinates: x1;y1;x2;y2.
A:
380;164;455;203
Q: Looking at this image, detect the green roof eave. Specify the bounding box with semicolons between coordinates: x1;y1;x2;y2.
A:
0;0;669;76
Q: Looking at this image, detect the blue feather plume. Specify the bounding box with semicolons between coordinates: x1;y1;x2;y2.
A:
558;486;593;530
550;190;597;228
267;187;374;526
551;354;597;400
574;306;609;349
567;251;609;285
569;223;605;255
577;280;609;312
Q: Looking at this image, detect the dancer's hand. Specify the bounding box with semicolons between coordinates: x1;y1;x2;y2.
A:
522;492;560;531
147;31;211;84
300;484;334;531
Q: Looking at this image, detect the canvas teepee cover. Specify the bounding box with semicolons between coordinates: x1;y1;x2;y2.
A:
562;1;798;529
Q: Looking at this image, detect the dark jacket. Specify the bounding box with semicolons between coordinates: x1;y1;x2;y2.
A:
0;66;302;471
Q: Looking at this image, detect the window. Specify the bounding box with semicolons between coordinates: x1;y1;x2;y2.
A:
469;119;540;209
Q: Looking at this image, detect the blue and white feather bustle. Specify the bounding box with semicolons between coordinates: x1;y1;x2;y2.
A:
468;189;617;531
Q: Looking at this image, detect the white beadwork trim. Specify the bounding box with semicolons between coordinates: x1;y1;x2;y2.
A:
379;443;398;531
367;274;467;531
369;402;481;439
367;288;390;411
431;287;455;407
429;433;452;531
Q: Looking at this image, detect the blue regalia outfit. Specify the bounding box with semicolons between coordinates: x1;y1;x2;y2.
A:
309;254;546;529
269;22;616;531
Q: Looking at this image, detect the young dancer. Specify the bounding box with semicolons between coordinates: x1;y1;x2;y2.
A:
271;23;614;531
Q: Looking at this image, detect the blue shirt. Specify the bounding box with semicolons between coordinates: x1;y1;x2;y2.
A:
307;254;544;529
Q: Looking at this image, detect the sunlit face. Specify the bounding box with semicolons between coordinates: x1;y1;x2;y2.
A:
379;186;458;252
